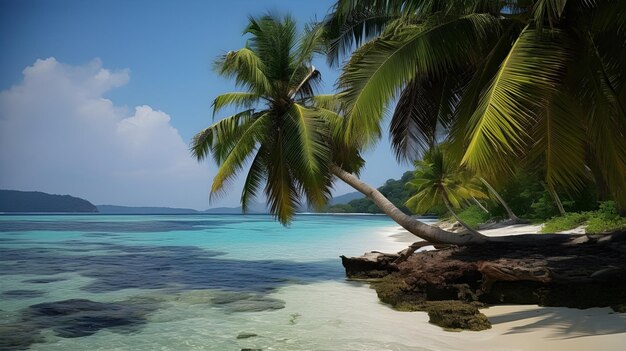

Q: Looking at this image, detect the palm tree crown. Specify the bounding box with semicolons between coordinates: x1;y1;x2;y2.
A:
325;0;626;210
191;15;347;224
406;146;487;215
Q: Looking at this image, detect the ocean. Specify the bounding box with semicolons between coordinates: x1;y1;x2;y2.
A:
0;214;455;350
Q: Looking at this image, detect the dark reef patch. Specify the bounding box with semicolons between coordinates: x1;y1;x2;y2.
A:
0;298;158;350
22;277;68;284
2;289;46;299
0;218;238;233
0;243;341;293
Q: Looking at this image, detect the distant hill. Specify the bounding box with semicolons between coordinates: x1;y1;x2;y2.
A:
0;190;98;213
325;172;414;214
97;205;199;214
328;191;363;205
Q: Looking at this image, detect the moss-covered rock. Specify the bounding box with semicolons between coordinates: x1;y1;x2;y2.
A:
422;301;491;331
373;275;425;311
345;233;626;331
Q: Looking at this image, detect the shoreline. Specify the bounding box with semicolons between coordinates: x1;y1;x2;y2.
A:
375;223;626;350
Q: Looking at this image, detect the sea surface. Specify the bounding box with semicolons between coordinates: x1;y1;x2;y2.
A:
0;214;447;351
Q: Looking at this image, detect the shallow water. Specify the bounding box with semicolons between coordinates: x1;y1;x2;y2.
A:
0;214;443;350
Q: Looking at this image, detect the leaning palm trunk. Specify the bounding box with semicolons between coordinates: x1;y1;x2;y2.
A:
330;164;488;245
479;178;521;221
442;196;484;237
471;196;489;213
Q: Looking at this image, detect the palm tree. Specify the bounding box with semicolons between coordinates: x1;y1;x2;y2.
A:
191;15;334;224
324;0;626;213
405;146;488;235
192;14;490;245
479;177;523;222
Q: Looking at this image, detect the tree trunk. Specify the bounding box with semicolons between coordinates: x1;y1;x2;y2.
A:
546;183;566;216
442;196;484;237
471;196;489;213
330;164;488;245
479;177;520;221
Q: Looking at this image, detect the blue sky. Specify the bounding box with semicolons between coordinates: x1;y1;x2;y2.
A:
0;0;411;209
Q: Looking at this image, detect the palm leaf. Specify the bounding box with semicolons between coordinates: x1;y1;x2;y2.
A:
461;26;572;175
528;91;588;191
215;48;272;94
212;92;259;117
190;109;255;163
210;113;270;196
389;74;459;162
240;145;267;213
283;104;332;209
339;13;500;146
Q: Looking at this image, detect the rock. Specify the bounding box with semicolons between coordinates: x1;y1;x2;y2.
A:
422;301;490;331
343;234;626;331
236;332;258;339
340;252;400;279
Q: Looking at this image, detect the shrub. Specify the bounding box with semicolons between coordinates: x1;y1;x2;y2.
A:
540;201;626;234
457;205;491;229
541;212;588;233
586;217;626;234
586;201;626;234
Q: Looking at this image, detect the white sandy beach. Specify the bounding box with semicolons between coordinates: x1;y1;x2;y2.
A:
379;223;626;350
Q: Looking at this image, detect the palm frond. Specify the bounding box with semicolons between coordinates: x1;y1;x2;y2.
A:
309;93;344;111
190;109;255;163
283;104;332;209
264;138;299;225
210;113;270;196
532;0;568;28
323;5;400;66
339;13;501;147
212;92;259;117
529;91;588;192
240;145;267;213
245;14;298;84
448;20;524;161
291;22;326;78
461;26;572;176
215;48;272;94
389;74;459;163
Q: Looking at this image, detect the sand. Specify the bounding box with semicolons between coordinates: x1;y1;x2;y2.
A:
380;223;626;350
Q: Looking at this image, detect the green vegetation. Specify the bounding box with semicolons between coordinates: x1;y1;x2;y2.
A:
327;172;414;214
405;146;487;233
541;213;588;233
455;206;491;230
191;15;363;224
194;1;625;246
0;190;97;213
327;0;626;213
541;202;626;234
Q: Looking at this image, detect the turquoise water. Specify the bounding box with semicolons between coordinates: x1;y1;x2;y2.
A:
0;214;441;350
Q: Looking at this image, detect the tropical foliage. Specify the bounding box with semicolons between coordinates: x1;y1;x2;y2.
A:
326;171;415;213
541;201;626;234
405;146;488;232
191;15;361;224
324;0;626;211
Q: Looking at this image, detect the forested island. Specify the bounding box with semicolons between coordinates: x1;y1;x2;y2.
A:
0;190;97;213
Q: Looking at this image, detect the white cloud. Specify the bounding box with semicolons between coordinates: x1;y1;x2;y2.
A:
0;58;214;209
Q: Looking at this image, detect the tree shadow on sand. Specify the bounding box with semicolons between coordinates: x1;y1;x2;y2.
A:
488;306;626;339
